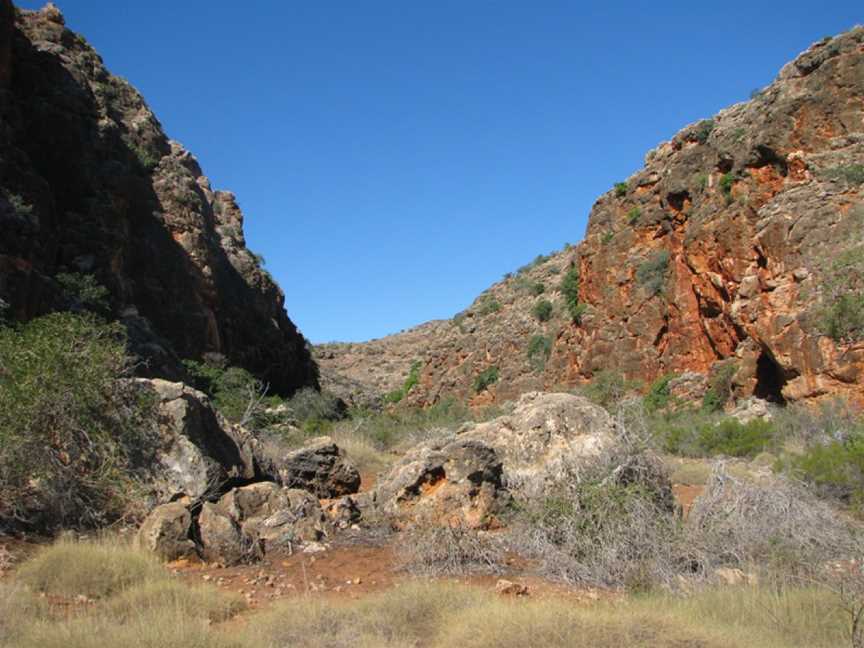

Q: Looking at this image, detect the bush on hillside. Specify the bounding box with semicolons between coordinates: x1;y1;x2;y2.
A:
701;362;737;412
635;250;670;296
0;313;156;529
474;367;499;393
560;266;587;323
532;299;553;322
527;335;552;372
643;374;674;412
660;417;778;458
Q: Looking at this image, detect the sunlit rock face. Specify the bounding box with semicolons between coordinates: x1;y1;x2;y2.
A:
317;28;864;408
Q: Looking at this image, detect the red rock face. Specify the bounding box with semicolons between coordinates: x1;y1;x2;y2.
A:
0;5;317;394
317;28;864;407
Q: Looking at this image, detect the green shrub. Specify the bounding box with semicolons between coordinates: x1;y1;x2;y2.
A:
529;281;545;296
128;142;159;173
285;387;344;423
3;190;33;216
184;360;269;424
614;182;628;197
527;335;552;372
821;164;864;186
477;297;501;316
532;299;553;322
635;250;670;296
701;363;737;412
719;172;735;203
658;415;777;458
785;429;864;507
55;272;110;312
601;230;614;245
582;370;639;409
627;206;641;225
644;374;674;412
0;313;155;529
697;419;777;457
695;173;709;191
474;367;499;393
822;293;864;342
384;361;422;404
560;266;585;322
694;119;715;144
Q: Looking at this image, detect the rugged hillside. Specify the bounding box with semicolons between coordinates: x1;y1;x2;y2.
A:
318;27;864;407
0;2;317;394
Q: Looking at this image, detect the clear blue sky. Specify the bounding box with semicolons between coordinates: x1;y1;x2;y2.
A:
18;1;862;343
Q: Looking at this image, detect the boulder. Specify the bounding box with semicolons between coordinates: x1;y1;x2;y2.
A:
198;502;247;565
459;392;617;488
198;483;328;565
371;436;508;529
275;436;361;498
729;397;775;423
135;502;197;561
136;378;259;503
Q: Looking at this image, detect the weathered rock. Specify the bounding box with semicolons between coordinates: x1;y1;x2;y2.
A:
198;502;246;566
198;483;328;565
135;502;197;561
460;392;616;487
139;378;256;503
495;579;529;596
371;436;508;529
0;4;317;395
276;437;361;498
323;496;362;528
729;397;775;423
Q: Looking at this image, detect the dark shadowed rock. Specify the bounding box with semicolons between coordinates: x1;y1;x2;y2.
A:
276;437;361;498
0;3;317;394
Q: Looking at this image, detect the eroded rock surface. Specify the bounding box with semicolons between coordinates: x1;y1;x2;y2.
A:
199;483;329;565
371;437;509;529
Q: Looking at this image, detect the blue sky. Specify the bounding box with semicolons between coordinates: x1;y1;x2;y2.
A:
18;2;862;342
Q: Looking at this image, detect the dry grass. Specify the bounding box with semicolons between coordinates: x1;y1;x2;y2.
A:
2;537;855;648
240;580;485;648
106;579;246;623
15;535;166;598
398;522;504;576
6;608;241;648
236;579;851;648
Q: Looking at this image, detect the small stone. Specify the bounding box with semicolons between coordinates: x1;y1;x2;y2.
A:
495;579;529;596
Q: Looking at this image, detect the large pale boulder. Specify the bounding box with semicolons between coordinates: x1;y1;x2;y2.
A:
371;437;508;529
136;378;258;503
459;392;617;487
135;502;197;561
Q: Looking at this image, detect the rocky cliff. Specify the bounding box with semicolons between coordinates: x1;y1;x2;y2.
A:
318;27;864;407
0;2;317;394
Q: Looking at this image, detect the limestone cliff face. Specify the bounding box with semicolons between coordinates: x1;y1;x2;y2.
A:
0;3;317;394
318;27;864;407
